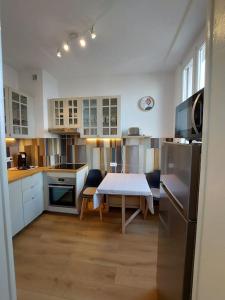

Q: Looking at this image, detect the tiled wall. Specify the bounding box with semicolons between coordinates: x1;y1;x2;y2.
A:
6;138;60;168
6;136;172;172
60;136;170;173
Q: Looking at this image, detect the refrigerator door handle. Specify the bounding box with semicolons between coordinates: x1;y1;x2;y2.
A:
191;93;201;134
161;182;184;210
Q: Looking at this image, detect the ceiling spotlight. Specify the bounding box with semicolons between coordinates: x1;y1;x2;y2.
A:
57;50;62;58
63;42;70;52
79;38;86;48
90;26;96;39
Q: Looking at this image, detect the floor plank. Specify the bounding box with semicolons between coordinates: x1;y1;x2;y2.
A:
14;209;158;300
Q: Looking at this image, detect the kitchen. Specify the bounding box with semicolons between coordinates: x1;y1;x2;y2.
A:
1;1;225;300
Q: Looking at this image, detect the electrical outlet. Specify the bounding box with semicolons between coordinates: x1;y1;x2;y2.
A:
110;162;117;167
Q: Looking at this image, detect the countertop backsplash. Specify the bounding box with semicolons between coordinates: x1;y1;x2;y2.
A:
6;135;172;172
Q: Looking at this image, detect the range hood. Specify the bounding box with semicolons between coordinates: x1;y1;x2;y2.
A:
48;128;80;136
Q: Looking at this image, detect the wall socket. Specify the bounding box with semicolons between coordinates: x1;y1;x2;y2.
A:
110;162;118;167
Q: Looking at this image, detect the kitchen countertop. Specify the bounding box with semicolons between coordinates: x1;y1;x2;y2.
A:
8;164;88;183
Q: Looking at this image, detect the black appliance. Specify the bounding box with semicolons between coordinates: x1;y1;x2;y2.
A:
17;152;29;170
175;89;204;141
48;176;76;207
157;142;201;300
51;163;85;170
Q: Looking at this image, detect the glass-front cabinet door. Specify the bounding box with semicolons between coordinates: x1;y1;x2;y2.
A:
68;99;78;127
10;90;29;136
53;100;65;127
51;98;79;128
101;97;120;137
20;95;28;135
82;98;98;136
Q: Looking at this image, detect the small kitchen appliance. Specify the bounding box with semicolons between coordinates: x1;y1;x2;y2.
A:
128;127;140;136
17;152;29;170
175;88;204;141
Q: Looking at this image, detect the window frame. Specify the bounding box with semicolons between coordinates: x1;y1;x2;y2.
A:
182;58;193;101
197;42;206;91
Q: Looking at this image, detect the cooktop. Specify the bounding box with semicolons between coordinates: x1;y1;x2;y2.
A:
52;163;86;170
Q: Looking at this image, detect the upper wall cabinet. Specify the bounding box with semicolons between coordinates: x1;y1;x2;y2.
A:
4;86;34;138
48;96;121;138
80;96;121;138
49;98;80;129
100;97;121;137
81;98;99;137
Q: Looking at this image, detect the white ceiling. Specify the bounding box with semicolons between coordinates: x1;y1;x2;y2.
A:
2;0;207;80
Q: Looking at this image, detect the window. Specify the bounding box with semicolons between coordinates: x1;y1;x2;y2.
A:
182;59;193;101
197;43;206;90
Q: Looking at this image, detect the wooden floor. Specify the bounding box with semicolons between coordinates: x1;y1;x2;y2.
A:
13;208;159;300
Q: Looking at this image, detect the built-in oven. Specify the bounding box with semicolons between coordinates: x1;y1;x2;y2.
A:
48;176;76;208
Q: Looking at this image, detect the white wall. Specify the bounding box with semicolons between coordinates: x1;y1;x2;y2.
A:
19;69;59;137
59;72;175;138
42;70;59;135
192;0;225;299
3;64;19;90
18;69;44;137
3;64;175;138
21;69;59;137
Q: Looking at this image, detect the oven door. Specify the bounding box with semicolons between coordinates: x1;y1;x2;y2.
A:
49;184;75;207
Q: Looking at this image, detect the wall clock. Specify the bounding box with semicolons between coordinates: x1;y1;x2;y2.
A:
138;96;155;111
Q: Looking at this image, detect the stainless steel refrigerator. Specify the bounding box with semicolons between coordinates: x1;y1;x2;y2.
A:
157;142;201;300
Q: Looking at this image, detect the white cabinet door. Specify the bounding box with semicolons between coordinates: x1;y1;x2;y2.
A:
100;96;121;137
52;99;65;128
50;98;80;129
23;186;44;225
67;99;79;128
81;98;99;137
22;173;44;225
8;180;24;237
81;96;121;138
33;185;44;216
7;87;34;138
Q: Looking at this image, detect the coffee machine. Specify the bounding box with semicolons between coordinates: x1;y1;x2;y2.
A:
17;152;29;170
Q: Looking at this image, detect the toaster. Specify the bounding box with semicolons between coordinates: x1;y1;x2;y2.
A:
128;127;140;136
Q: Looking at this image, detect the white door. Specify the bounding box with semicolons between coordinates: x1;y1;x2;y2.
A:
0;21;17;300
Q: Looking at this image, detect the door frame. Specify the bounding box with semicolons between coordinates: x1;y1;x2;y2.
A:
0;24;17;300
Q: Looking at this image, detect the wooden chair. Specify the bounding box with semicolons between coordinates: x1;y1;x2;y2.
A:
80;169;103;221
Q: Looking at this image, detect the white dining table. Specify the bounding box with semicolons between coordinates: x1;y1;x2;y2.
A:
93;173;154;233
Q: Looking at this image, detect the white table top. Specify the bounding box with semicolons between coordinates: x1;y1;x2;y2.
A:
96;173;152;196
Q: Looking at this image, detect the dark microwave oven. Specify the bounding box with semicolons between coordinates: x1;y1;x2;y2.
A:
175;89;204;141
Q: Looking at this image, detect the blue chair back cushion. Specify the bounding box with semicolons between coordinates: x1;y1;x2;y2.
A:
85;169;103;188
145;170;161;189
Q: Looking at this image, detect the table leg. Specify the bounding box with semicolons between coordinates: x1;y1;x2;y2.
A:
140;196;144;214
122;195;126;234
105;195;109;213
144;198;148;219
99;201;103;222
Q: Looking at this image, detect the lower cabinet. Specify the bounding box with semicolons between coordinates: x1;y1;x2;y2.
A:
8;180;24;236
23;185;44;226
9;173;44;237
